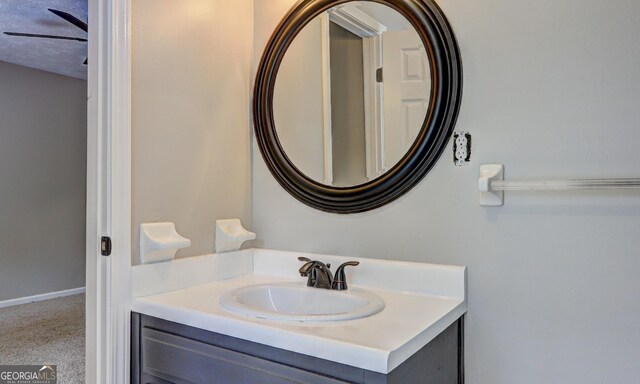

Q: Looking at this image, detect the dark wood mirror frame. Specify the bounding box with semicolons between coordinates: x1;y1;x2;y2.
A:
254;0;462;213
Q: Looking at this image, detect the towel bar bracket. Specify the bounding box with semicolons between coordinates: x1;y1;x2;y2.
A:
479;164;505;206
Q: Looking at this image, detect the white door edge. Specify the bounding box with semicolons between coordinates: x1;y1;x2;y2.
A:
86;0;132;383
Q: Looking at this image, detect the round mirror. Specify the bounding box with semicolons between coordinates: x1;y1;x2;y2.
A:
254;0;462;213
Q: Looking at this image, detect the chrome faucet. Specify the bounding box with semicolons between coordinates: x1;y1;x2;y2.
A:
298;257;360;291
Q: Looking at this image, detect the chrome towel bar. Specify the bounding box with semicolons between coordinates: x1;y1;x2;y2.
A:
479;164;640;206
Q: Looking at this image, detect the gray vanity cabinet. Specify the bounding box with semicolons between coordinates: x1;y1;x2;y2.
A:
131;313;464;384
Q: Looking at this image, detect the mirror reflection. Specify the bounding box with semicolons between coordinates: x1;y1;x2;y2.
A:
274;1;431;187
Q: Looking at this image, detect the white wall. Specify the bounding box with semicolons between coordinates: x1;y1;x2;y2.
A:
329;23;368;186
0;61;86;301
274;18;325;182
252;1;640;383
132;0;254;263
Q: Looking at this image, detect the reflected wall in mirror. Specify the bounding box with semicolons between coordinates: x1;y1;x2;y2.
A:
274;2;431;187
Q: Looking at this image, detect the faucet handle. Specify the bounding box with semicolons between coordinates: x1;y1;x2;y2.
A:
298;257;316;286
298;257;330;268
331;261;360;291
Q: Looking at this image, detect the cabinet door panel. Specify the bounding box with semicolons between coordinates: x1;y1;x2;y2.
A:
139;314;365;383
142;327;350;384
141;373;173;384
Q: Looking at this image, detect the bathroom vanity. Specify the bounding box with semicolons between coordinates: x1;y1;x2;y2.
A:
131;313;462;384
129;0;466;379
130;249;467;384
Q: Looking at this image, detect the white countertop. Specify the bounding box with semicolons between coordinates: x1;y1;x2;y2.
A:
131;249;467;374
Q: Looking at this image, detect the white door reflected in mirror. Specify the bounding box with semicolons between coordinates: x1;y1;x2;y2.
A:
273;1;431;187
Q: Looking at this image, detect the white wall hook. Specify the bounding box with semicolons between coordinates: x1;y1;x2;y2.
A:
215;219;256;253
479;164;505;206
140;222;191;264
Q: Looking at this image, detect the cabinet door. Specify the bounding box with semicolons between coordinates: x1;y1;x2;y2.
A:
140;373;173;384
141;328;350;384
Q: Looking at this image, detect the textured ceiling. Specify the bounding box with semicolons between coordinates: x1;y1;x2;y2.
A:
0;0;88;79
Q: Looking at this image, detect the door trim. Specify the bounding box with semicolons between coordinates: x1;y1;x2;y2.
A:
362;34;385;180
86;0;132;382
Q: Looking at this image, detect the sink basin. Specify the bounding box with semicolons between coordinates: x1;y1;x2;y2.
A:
219;283;385;322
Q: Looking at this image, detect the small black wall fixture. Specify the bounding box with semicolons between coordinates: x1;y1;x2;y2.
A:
253;0;463;214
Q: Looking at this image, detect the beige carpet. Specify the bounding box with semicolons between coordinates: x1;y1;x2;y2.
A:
0;294;85;383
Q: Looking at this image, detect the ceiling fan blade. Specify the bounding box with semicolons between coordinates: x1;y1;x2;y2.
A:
48;9;88;33
4;31;87;42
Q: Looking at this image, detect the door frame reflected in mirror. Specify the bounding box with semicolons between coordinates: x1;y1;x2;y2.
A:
327;4;388;184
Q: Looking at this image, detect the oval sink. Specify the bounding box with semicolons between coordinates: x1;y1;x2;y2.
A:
219;283;385;322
